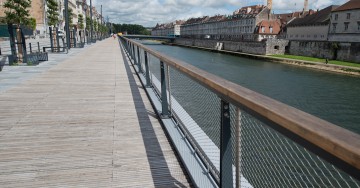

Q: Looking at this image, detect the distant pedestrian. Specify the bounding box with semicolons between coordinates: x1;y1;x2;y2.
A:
113;34;116;39
325;58;328;64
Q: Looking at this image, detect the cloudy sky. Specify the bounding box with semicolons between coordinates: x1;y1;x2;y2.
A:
91;0;348;27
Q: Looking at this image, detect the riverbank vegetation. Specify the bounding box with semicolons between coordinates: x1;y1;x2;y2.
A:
112;24;150;35
271;54;360;68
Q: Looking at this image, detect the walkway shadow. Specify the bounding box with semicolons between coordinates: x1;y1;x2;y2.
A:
120;46;191;188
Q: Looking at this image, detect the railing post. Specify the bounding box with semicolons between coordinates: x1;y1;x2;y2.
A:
220;100;233;188
37;42;40;52
29;43;32;53
144;51;151;87
132;44;136;64
160;61;170;118
137;46;142;73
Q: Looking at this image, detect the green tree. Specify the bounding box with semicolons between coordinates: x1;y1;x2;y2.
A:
68;7;74;28
112;23;150;35
28;17;36;31
93;20;98;32
46;0;59;27
78;14;84;30
4;0;32;27
86;16;90;30
4;0;32;62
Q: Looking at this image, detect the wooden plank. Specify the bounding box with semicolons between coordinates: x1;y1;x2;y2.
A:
0;39;192;187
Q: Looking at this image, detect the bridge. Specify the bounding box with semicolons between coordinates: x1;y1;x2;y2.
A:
123;35;176;42
0;37;359;187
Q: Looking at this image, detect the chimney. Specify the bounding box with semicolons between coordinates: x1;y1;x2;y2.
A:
304;0;309;12
267;0;273;10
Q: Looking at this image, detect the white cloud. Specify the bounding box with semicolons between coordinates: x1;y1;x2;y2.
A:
92;0;347;27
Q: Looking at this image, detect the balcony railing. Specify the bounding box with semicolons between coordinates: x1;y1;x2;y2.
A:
119;36;360;188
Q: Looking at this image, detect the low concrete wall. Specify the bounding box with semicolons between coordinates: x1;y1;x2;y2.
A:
289;41;360;63
174;38;289;55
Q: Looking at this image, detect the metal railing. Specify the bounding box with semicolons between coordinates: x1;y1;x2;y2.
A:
119;36;360;188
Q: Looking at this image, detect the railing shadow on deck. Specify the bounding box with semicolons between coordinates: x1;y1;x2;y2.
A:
119;44;191;188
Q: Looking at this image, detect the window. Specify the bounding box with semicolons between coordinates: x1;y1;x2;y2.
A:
270;26;273;33
274;45;279;50
344;22;349;31
332;23;337;32
335;14;338;21
347;13;351;19
261;26;265;33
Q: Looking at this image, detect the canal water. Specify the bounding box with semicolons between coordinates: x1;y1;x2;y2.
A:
145;43;360;135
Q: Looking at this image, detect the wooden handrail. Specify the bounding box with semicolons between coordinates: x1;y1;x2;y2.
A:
122;37;360;176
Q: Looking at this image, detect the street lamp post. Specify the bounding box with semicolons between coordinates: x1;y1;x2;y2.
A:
90;0;93;42
64;0;71;49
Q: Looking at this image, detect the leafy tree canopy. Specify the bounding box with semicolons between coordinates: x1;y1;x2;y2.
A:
113;23;150;35
4;0;32;27
46;0;59;26
78;14;84;30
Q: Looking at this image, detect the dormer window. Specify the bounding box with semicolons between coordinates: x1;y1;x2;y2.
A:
261;26;265;33
269;26;273;33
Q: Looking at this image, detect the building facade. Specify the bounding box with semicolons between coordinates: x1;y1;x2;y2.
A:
328;0;360;42
152;21;183;37
286;5;338;41
180;5;274;41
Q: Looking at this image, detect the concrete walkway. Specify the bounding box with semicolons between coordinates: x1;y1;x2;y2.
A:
0;39;192;187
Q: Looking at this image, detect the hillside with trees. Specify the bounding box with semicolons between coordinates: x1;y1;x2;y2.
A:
112;23;150;35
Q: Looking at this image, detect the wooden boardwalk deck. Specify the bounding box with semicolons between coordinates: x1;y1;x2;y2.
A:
0;39;192;187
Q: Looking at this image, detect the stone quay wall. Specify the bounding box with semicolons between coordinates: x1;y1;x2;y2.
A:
174;38;289;55
289;41;360;63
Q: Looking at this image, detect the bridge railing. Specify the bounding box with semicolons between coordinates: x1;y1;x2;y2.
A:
119;36;360;188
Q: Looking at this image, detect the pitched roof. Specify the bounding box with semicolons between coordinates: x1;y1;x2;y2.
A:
333;0;360;12
287;5;339;27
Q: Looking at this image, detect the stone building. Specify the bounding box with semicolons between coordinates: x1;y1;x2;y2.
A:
286;5;339;41
328;0;360;42
180;5;274;41
151;20;183;37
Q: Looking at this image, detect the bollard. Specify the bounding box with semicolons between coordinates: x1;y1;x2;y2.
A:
37;42;40;52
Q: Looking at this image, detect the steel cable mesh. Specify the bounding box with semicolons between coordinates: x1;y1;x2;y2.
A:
230;107;360;188
169;67;222;175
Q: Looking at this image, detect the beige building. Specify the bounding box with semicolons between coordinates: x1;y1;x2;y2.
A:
180;5;274;41
286;5;338;41
328;0;360;42
152;20;183;36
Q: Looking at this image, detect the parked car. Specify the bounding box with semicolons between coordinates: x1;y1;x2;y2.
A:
57;30;65;38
